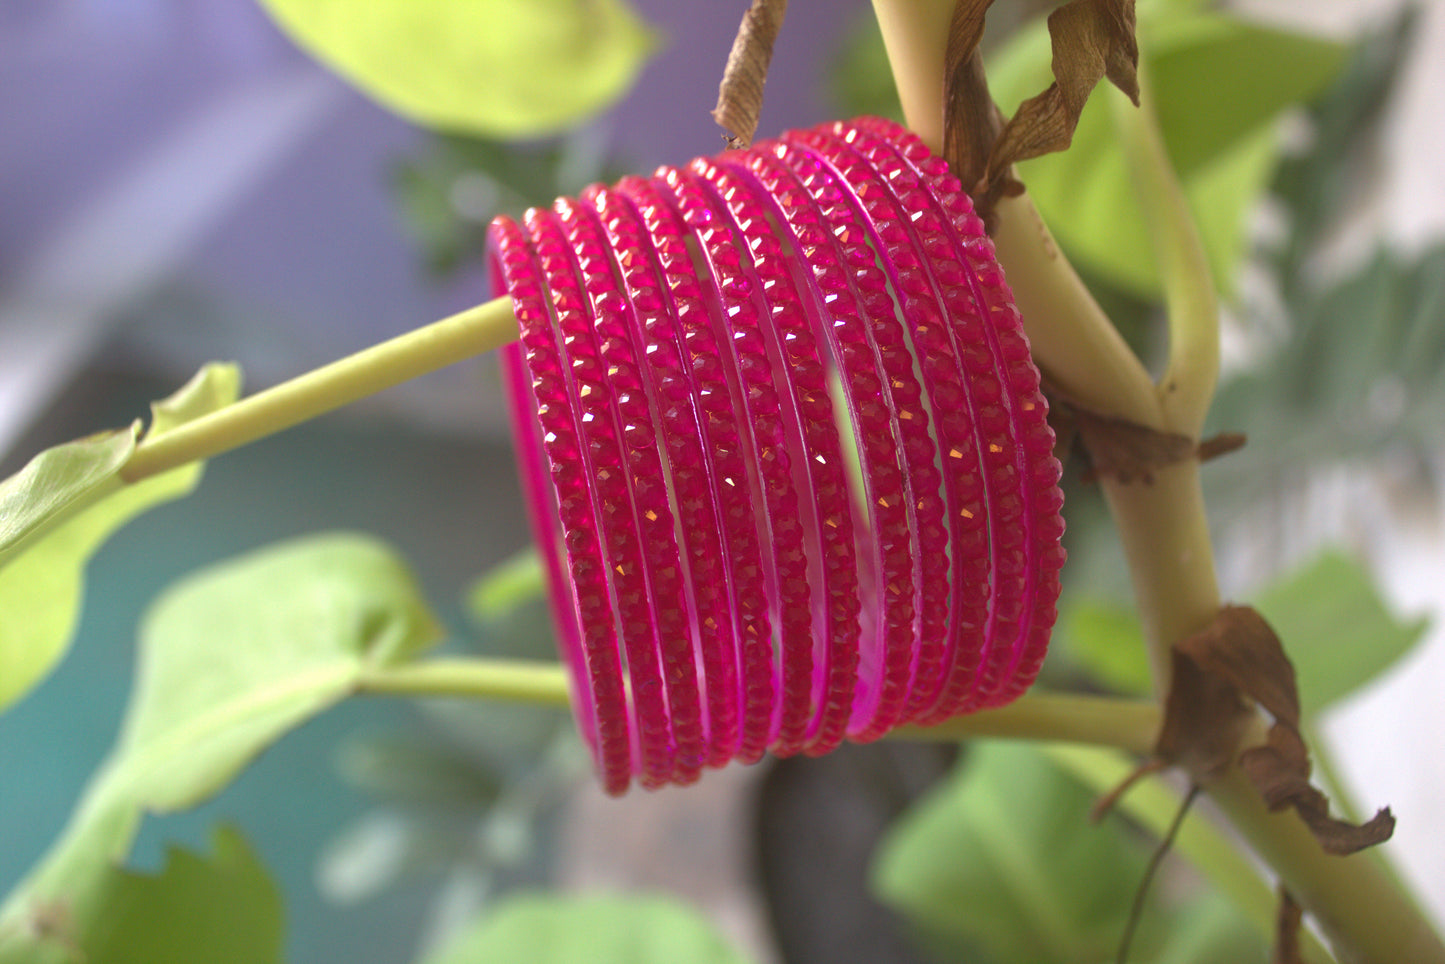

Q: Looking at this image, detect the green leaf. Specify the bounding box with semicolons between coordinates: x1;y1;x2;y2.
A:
988;7;1347;298
420;893;756;964
465;547;545;623
0;534;442;960
1057;596;1152;696
872;742;1155;963
117;533;443;809
81;826;284;964
256;0;659;138
1148;892;1264;964
1252;549;1428;716
0;364;241;711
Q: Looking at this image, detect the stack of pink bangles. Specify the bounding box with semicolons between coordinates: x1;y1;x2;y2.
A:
492;117;1065;794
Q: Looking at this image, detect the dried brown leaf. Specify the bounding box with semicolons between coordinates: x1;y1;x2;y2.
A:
1154;642;1255;779
1068;404;1195;484
1177;606;1300;728
1196;431;1247;463
1240;725;1396;855
983;0;1139;196
711;0;788;149
1274;887;1303;964
943;0;1013;219
1157;605;1396;856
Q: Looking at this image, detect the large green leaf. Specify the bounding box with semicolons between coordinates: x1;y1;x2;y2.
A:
1058;549;1427;716
987;6;1347;298
872;742;1155;963
80;826;284;964
0;534;442;961
1253;550;1428;716
0;364;241;710
420;893;755;964
257;0;659;138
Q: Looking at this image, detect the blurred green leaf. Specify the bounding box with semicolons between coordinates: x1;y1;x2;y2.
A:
1147;892;1265;964
0;534;441;960
81;826;284;964
1057;596;1152;696
466;547;545;623
0;364;240;711
988;7;1346;298
420;893;756;964
1207;244;1445;506
257;0;659;138
830;11;903;122
1253;550;1428;715
395;129;631;274
872;742;1156;963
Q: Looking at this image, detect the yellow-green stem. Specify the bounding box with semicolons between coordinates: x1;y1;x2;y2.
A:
895;691;1159;754
358;657;571;706
1208;752;1445;963
121;296;519;482
1048;744;1336;964
1109;77;1218;436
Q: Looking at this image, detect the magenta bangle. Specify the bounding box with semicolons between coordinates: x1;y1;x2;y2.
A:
686;157;863;757
849;119;1065;707
616;174;777;766
777;130;998;726
581;184;742;771
492;116;1065;793
724;144;940;743
490;219;632;795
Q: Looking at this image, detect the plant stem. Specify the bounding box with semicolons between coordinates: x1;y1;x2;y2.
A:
358;656;570;706
1109;76;1219;437
1208;751;1445;963
120;296;519;483
894;691;1160;755
989;193;1162;424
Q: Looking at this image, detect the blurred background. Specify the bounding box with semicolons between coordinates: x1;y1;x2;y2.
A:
2;0;1443;961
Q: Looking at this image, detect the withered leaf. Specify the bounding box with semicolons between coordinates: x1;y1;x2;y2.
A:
1240;725;1396;856
1154;642;1255;779
1157;605;1395;856
944;0;1012;216
1056;397;1245;482
1066;404;1194;484
711;0;788;149
1274;887;1303;964
983;0;1140;198
1177;606;1299;728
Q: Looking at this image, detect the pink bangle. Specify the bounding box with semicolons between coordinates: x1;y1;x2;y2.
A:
655;164;819;757
490;217;633;795
525;205;676;790
554;193;709;786
616;174;777;766
686;156;863;758
778;127;997;726
492;116;1066;793
849;118;1064;707
726;142;940;743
